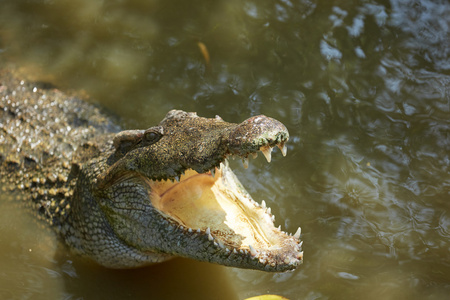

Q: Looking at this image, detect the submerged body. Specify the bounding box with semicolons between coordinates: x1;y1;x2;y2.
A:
0;68;302;272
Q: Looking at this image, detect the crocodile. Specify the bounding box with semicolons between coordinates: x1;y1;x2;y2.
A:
0;67;303;272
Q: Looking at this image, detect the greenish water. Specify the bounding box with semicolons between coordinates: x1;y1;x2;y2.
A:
0;0;449;299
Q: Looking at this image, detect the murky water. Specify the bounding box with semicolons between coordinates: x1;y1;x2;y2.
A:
1;0;449;299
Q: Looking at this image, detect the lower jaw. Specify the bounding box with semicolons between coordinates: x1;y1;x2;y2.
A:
148;161;298;255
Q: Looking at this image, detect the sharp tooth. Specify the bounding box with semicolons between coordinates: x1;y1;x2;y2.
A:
277;225;281;230
210;168;215;177
206;227;211;235
252;152;258;159
260;146;272;163
261;200;266;209
249;244;257;256
267;207;271;215
208;233;214;241
197;228;201;233
188;228;193;233
294;227;302;239
271;215;275;222
233;249;237;254
175;175;180;182
242;157;249;169
298;251;304;259
299;241;303;248
278;142;287;156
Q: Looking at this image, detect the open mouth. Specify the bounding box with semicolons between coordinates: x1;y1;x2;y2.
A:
149;144;303;271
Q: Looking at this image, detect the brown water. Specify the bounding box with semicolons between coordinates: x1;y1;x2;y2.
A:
0;0;449;299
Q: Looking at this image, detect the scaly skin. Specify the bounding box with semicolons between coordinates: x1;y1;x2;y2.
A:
0;67;303;272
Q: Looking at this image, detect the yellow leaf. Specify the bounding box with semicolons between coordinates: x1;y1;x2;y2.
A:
244;295;289;300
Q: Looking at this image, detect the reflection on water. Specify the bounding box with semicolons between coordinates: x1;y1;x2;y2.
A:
0;194;64;299
0;0;449;299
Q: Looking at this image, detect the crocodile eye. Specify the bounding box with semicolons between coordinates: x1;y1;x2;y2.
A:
145;131;157;141
143;127;163;145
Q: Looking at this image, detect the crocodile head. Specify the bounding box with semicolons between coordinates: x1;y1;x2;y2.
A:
84;110;302;272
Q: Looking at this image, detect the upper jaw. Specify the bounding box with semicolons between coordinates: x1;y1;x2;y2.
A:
100;111;290;184
166;113;291;178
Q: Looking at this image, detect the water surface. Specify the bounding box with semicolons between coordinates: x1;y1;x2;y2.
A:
0;0;449;299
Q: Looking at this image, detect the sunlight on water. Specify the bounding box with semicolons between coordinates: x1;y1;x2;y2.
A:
0;0;449;299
